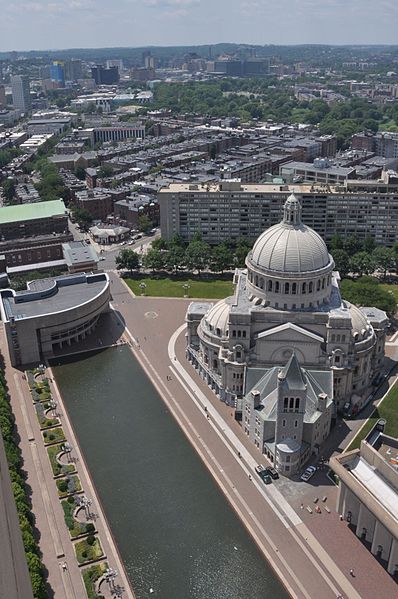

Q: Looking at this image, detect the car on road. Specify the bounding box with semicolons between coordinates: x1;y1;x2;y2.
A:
255;464;272;485
300;465;317;482
265;467;279;480
99;257;106;261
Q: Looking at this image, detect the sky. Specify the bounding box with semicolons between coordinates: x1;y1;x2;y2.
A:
0;0;398;52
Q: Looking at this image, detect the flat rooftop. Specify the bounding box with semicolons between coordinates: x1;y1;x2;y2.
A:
350;456;398;523
62;241;99;267
0;273;108;320
0;200;67;225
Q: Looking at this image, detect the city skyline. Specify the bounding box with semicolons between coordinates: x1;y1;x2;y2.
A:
0;0;398;52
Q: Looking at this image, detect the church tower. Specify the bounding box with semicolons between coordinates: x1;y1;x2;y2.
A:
274;352;307;476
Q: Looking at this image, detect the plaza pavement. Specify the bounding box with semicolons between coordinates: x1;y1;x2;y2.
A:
0;326;135;599
108;272;398;599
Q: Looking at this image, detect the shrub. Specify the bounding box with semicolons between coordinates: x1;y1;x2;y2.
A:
67;495;75;504
57;479;68;493
82;551;88;559
86;523;95;533
86;534;95;546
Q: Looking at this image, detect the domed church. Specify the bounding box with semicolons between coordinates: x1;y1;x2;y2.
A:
186;194;388;476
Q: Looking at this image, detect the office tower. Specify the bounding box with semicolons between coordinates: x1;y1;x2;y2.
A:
91;65;119;85
0;85;6;108
11;75;31;113
64;59;82;81
50;61;65;87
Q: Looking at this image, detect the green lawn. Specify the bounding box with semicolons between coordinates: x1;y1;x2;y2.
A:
124;276;234;299
347;381;398;451
380;283;398;302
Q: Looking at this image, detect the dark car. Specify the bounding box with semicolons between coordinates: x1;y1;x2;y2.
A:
265;467;279;480
255;464;272;485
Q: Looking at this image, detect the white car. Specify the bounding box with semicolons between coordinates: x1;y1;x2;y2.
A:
300;466;317;482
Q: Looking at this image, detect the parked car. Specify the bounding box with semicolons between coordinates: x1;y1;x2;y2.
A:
255;464;272;485
265;467;279;480
300;465;317;482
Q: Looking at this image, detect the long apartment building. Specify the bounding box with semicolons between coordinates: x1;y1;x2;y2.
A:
159;180;398;246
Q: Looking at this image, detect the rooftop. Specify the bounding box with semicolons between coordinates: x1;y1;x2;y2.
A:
0;272;109;321
62;241;99;267
0;200;67;225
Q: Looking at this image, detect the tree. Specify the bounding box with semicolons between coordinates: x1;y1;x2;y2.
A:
97;164;113;178
344;234;362;256
363;235;376;253
330;233;343;252
185;239;210;274
341;277;396;317
115;249;141;275
143;248;165;273
372;246;395;280
234;239;252;267
70;206;93;229
138;214;152;233
349;251;374;277
166;245;185;274
210;243;233;274
151;237;168;251
2;178;16;203
333;249;350;278
74;165;86;180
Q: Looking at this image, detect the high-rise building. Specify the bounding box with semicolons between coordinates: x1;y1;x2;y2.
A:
91;65;119;85
11;75;31;113
64;59;82;81
50;61;65;87
0;84;6;108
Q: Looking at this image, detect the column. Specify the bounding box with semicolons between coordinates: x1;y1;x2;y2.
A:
387;539;398;575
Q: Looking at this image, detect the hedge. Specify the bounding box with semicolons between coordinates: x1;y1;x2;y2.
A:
0;369;47;598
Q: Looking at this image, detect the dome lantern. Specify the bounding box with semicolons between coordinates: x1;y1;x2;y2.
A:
283;193;302;226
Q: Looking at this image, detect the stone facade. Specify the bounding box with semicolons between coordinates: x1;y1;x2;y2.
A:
186;194;388;474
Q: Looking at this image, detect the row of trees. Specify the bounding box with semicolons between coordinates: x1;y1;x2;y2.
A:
330;234;398;279
116;234;252;275
0;369;47;598
341;277;396;317
34;160;70;203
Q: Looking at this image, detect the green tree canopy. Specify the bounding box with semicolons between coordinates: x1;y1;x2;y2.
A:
341;277;396;317
115;249;141;274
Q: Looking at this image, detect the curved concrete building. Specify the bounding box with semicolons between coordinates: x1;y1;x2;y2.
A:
186;194;389;475
0;272;110;366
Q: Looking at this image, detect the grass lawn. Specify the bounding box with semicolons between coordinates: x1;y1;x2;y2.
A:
62;498;95;539
75;537;104;564
82;562;108;599
124;276;234;299
47;444;75;477
380;283;398;302
347;380;398;451
42;426;66;445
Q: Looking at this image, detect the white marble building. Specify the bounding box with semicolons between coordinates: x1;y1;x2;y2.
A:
186;194;388;474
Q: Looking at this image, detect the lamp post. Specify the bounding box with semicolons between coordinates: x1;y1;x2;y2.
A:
49;399;57;417
62;442;72;463
104;567;118;592
182;283;191;298
79;495;92;519
139;282;147;296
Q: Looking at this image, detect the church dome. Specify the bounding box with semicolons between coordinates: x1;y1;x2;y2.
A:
203;300;230;337
249;194;331;274
346;302;371;340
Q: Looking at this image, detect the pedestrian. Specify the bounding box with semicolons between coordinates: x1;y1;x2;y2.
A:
249;474;252;481
62;562;67;572
349;569;354;577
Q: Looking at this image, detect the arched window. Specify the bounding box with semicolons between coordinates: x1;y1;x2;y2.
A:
295;397;300;411
309;281;313;293
302;282;307;294
317;279;321;291
292;282;297;295
322;278;325;289
255;275;258;286
275;281;280;293
284;282;290;294
284;397;288;411
268;280;273;291
289;397;294;410
259;278;264;289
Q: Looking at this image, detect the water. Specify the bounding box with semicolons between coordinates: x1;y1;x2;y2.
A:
53;346;288;599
